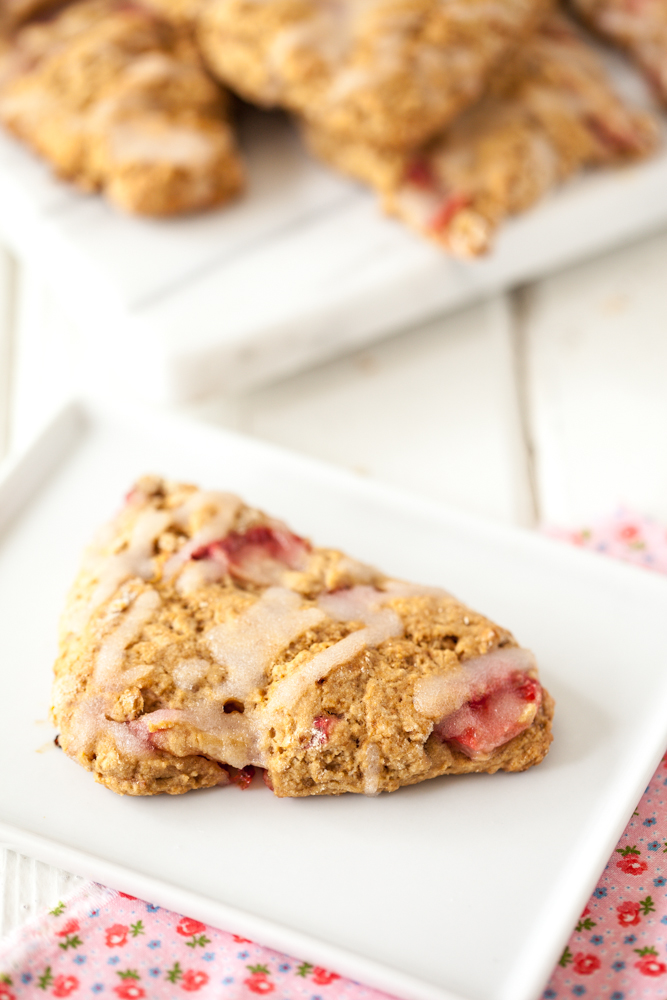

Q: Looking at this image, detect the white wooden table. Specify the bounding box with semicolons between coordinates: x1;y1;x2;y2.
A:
2;224;667;935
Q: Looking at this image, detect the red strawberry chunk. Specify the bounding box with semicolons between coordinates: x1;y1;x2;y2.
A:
435;673;541;759
404;158;437;190
307;715;338;749
429;192;471;234
192;525;310;585
585;112;644;155
223;764;255;789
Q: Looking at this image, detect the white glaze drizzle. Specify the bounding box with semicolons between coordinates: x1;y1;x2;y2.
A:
172;658;211;691
66;695;155;760
413;647;537;719
265;0;531;108
317;584;385;622
267;586;403;711
67;508;170;634
206;587;326;702
162;491;240;581
363;742;381;797
139;704;267;769
318;580;449;619
267;609;402;711
96;588;161;687
176;559;226;596
109;120;219;167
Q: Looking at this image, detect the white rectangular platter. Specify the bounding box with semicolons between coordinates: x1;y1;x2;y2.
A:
1;400;667;1000
1;102;667;402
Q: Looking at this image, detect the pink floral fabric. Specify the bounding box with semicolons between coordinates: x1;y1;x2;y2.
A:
2;509;667;1000
544;754;667;999
546;507;667;575
542;509;667;1000
0;887;392;1000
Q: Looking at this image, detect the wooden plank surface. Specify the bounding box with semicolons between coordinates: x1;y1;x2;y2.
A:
523;229;667;527
9;264;78;455
191;294;533;527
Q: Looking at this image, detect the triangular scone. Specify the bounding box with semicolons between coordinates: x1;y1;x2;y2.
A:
196;0;548;151
570;0;667;105
0;0;244;216
52;476;554;798
303;14;657;257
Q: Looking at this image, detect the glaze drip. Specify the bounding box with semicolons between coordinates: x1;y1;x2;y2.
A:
413;647;537;719
267;586;403;710
96;588;161;687
68;508;170;633
206;586;326;701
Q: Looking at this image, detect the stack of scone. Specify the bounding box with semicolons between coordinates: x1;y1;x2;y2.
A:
0;0;663;253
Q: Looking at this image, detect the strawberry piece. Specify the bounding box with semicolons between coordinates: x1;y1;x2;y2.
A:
404;158;437;190
193;525;310;585
262;769;274;792
307;715;338;749
429;192;471;234
435;672;541;759
224;764;255;789
585;112;644;155
126;719;157;749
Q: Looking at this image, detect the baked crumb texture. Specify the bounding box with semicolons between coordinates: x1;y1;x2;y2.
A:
52;476;554;798
0;0;660;240
303;13;659;257
570;0;667;105
0;0;244;215
197;0;549;150
0;0;64;33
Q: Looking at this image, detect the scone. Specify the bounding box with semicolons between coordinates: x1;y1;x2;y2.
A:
0;0;64;33
141;0;207;30
196;0;549;151
0;0;244;215
570;0;667;104
303;14;658;257
51;476;554;798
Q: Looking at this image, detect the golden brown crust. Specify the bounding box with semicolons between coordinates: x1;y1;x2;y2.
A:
0;0;64;34
197;0;549;150
0;0;244;215
52;476;554;798
303;13;658;256
570;0;667;104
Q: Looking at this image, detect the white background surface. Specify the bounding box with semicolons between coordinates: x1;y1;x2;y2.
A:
1;220;667;986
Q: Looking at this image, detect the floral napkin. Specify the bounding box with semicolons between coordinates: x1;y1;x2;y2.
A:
2;509;667;1000
543;510;667;1000
0;886;388;1000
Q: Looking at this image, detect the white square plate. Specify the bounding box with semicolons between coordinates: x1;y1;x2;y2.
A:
1;400;667;1000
